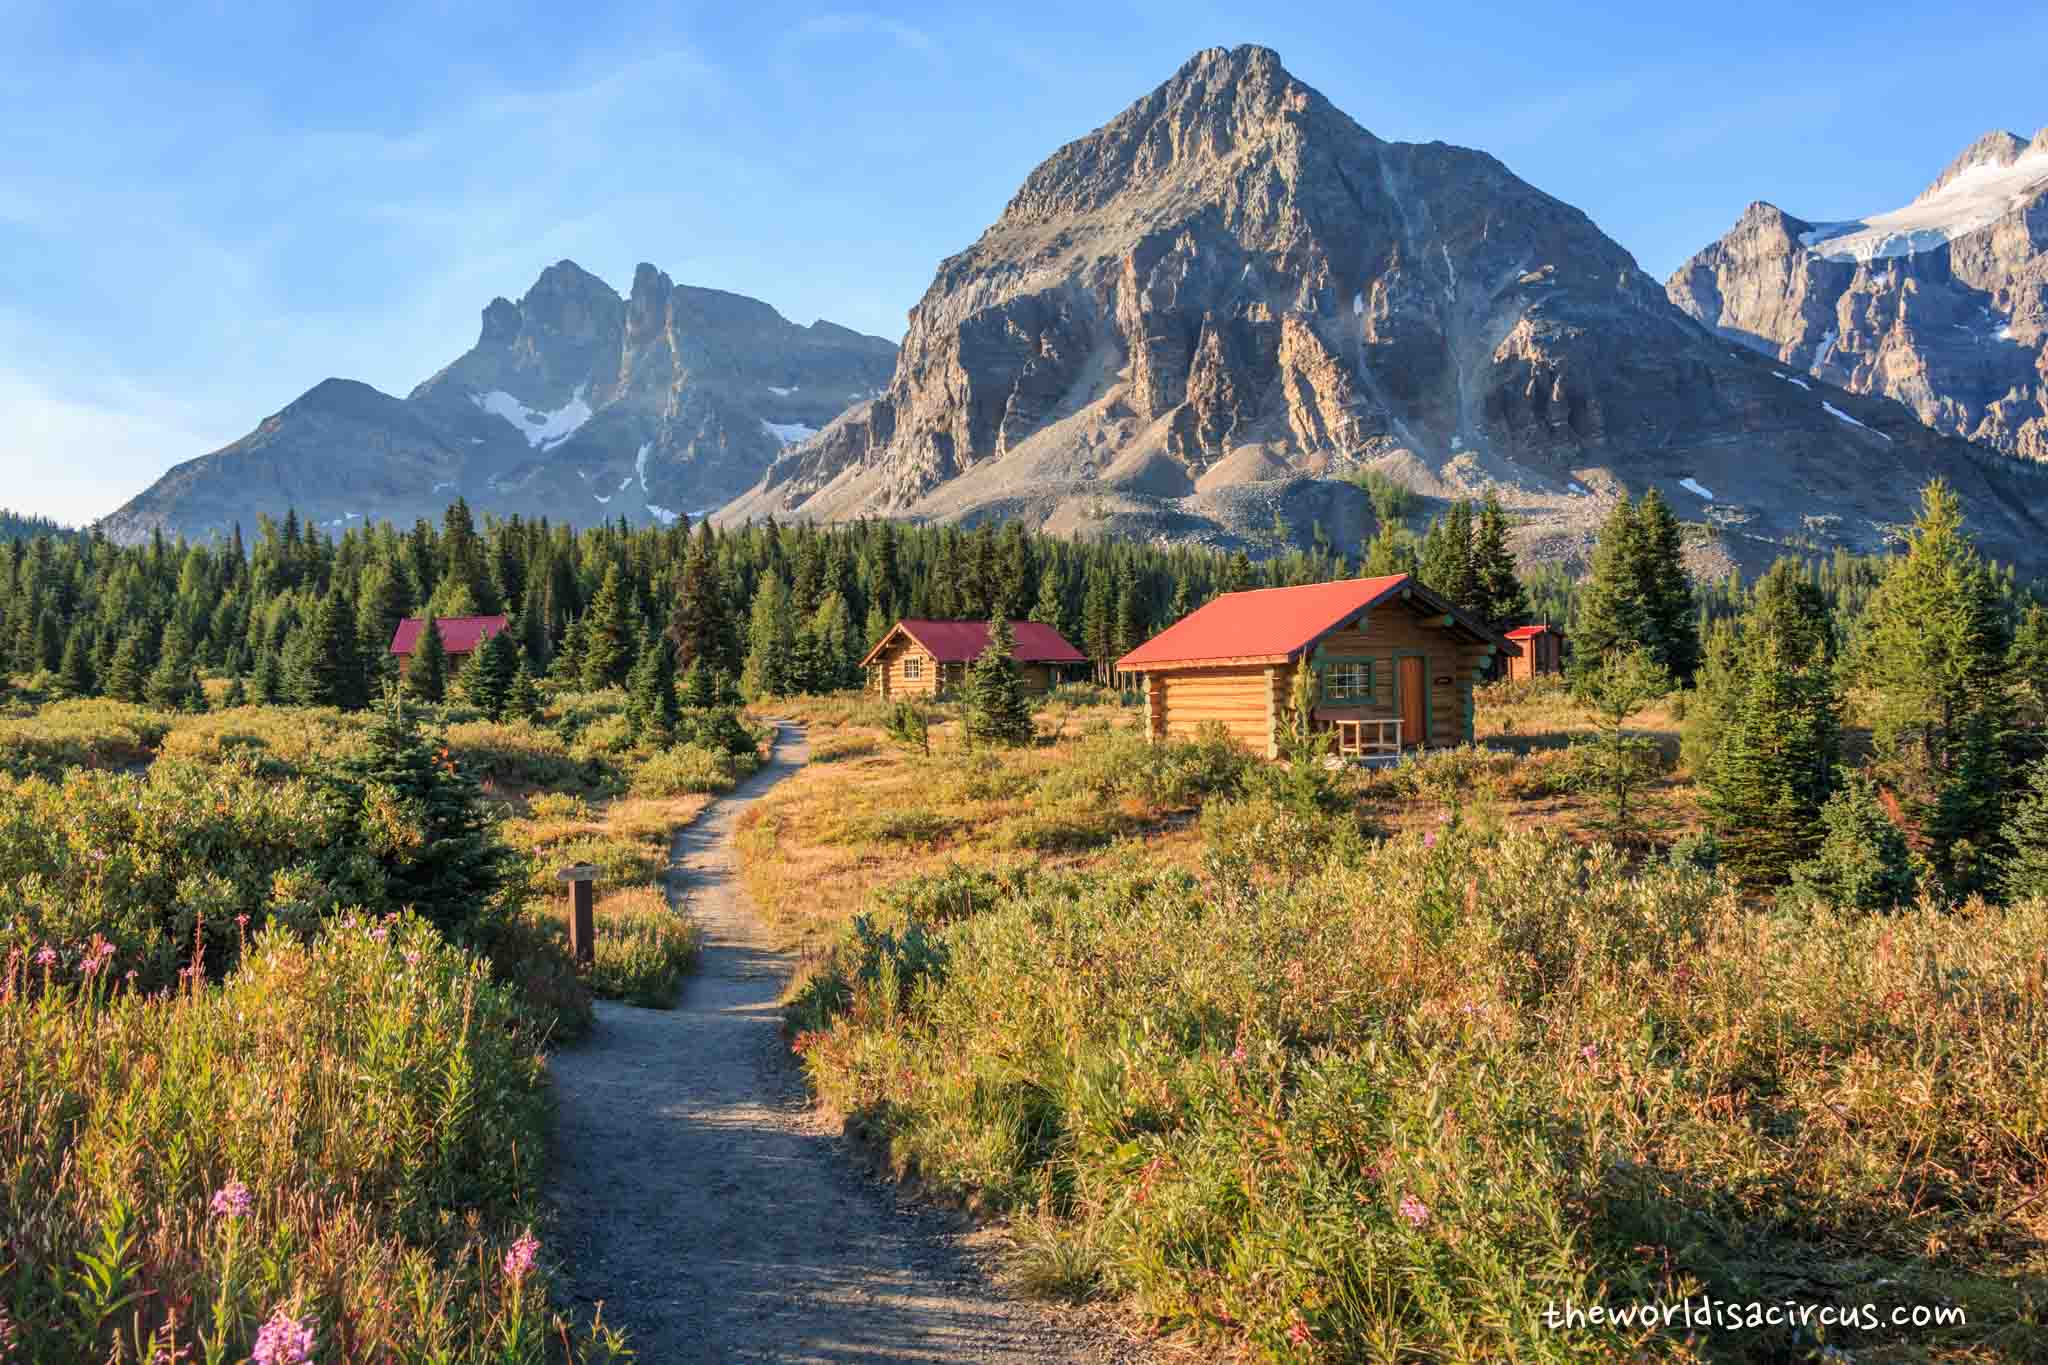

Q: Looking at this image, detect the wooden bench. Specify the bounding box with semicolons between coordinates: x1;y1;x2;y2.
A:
1326;717;1402;762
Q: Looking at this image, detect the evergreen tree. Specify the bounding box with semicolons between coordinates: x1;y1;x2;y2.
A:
145;643;204;712
1573;648;1671;837
1029;564;1067;636
459;621;521;720
625;628;681;743
284;594;367;710
1784;774;1917;913
221;671;248;708
504;657;543;722
1471;492;1528;627
581;563;638;690
552;615;587;686
1857;480;2015;896
667;522;733;676
741;573;797;699
1701;562;1842;886
1417;500;1477;610
963;613;1035;746
1997;756;2048;902
56;627;96;697
104;631;148;703
1081;567;1115;685
406;615;450;703
324;699;510;939
251;648;283;704
1361;519;1420;577
1573;493;1698;683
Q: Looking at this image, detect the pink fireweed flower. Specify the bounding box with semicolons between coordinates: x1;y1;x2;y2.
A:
504;1231;541;1282
1422;831;1437;849
1398;1193;1430;1227
250;1308;315;1365
211;1179;253;1219
369;925;389;943
34;946;56;970
1580;1043;1599;1064
1287;1317;1312;1347
1230;1043;1247;1066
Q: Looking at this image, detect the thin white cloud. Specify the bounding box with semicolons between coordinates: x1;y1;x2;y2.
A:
0;368;232;525
792;12;944;66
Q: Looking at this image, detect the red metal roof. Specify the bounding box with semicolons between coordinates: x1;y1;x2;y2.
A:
862;619;1087;667
1116;574;1516;670
389;614;509;656
1504;624;1560;639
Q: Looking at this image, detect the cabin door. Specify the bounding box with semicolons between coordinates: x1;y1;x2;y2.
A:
1398;656;1427;748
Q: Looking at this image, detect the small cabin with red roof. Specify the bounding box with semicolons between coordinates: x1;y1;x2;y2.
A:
861;619;1088;698
1115;575;1516;759
388;614;510;675
1503;624;1564;681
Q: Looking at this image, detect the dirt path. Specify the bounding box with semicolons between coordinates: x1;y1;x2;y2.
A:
547;723;1136;1363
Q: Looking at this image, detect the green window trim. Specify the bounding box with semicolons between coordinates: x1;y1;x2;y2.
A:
1315;654;1375;704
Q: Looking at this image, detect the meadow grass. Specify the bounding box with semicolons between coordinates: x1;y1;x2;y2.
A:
0;914;628;1362
750;698;2048;1361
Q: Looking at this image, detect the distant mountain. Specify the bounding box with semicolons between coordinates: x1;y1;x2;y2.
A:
1669;129;2048;461
100;261;896;544
725;46;2048;574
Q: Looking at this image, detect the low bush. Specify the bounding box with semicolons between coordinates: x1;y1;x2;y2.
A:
0;915;625;1361
630;743;750;798
0;698;172;776
568;884;700;1008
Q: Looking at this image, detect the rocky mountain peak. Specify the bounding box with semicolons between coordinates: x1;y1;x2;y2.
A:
478;297;522;348
724;49;2048;575
1918;129;2030;202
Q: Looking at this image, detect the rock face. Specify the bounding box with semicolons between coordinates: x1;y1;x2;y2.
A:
101;261;895;543
724;46;2048;573
1670;129;2048;461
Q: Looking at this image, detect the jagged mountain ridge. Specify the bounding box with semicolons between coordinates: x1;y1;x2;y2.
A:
1669;128;2048;460
100;261;896;544
723;45;2048;573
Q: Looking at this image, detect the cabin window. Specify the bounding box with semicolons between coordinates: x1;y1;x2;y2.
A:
903;655;923;681
1321;659;1373;703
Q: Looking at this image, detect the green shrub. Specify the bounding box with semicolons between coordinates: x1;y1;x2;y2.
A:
630;744;744;797
1782;772;1918;913
0;698;173;777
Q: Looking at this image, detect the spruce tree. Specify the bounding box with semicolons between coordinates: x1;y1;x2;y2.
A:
1572;492;1699;683
284;593;367;710
1029;565;1067;635
504;657;543;721
221;671;249;708
251;648;283;704
1417;499;1477;611
1784;774;1917;913
580;563;637;690
963;613;1035;746
626;629;681;743
57;627;96;697
104;631;148;703
406;615;449;703
1700;561;1841;886
1471;492;1528;627
741;573;796;700
145;645;204;712
459;621;520;719
1857;479;2014;895
1997;756;2048;902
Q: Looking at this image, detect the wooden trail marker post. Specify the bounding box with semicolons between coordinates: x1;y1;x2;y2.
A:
556;864;600;968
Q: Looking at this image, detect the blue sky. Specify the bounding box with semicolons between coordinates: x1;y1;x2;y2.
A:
4;0;2043;524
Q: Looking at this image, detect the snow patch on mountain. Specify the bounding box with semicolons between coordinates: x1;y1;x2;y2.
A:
1798;148;2048;262
768;385;799;396
762;419;818;446
470;385;593;450
1823;401;1891;440
1773;371;1812;391
1679;477;1715;501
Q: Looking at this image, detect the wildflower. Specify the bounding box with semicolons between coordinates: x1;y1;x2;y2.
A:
0;1306;15;1357
1230;1043;1247;1066
1398;1192;1430;1228
211;1179;253;1219
503;1231;540;1282
34;945;57;969
235;914;250;931
1580;1043;1599;1064
1287;1316;1312;1347
403;950;422;967
250;1308;315;1365
369;925;389;943
1422;831;1437;849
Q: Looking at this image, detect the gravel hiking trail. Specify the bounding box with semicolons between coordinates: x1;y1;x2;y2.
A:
547;723;1137;1363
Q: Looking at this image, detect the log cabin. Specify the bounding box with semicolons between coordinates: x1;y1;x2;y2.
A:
863;619;1087;698
1503;624;1564;681
1116;575;1517;760
388;614;510;677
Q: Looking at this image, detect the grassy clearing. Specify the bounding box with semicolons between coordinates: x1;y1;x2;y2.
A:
750;690;2048;1361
